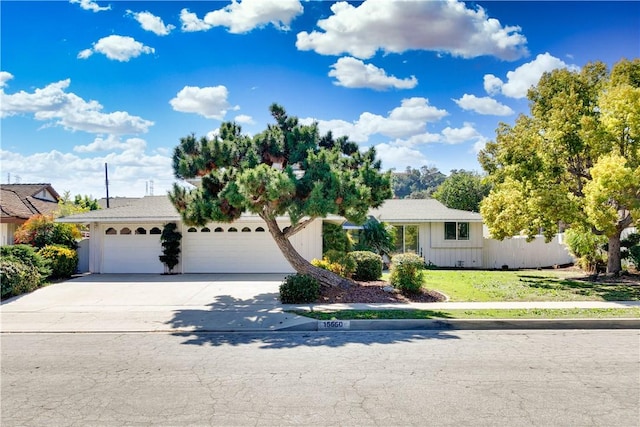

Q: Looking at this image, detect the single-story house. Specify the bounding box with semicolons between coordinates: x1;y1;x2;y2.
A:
0;183;61;246
57;196;574;274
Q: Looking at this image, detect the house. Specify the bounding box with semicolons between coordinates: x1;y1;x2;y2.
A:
57;196;574;274
0;183;61;246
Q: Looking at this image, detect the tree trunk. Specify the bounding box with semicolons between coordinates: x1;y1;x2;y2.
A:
261;214;353;289
607;233;622;275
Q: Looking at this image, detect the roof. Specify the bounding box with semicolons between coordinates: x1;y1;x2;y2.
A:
56;196;483;224
368;199;483;223
0;183;61;221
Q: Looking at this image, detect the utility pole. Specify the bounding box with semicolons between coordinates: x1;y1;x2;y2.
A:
105;163;110;208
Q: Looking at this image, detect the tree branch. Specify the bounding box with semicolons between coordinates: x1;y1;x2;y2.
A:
284;216;317;238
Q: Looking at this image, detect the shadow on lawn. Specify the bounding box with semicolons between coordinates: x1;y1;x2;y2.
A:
518;274;640;301
167;293;460;349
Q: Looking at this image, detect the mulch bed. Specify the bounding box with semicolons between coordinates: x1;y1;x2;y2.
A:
317;280;446;304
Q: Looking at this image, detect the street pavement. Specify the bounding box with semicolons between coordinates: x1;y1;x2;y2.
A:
1;274;639;333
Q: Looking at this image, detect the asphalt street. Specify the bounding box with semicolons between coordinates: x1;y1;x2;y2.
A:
2;329;639;426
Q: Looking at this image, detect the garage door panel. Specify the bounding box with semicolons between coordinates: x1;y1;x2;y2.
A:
103;235;164;273
183;224;293;273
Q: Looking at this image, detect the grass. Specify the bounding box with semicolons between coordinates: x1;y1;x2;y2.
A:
292;308;640;320
381;269;640;302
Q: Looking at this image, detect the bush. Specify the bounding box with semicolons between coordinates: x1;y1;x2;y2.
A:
0;258;43;298
629;246;640;270
38;245;78;278
564;228;607;273
312;250;356;278
13;214;81;249
279;274;320;304
322;222;352;253
389;253;425;294
1;244;51;278
350;250;383;281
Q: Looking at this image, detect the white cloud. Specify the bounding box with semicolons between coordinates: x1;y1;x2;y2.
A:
1;78;154;134
170;85;238;120
180;9;211;32
127;10;175;36
453;94;514;116
234;114;255;124
329;57;417;90
296;0;528;60
441;123;484;144
69;0;110;13
374;143;429;171
483;74;503;96
1;145;174;198
73;135;146;153
303;97;448;142
485;52;579;99
79;35;155;62
180;0;303;34
0;71;13;88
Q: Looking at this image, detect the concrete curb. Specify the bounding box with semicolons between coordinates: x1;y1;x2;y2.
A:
278;317;640;332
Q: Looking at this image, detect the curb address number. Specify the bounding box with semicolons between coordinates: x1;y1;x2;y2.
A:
318;320;350;329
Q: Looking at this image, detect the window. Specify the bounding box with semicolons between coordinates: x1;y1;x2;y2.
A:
187;227;197;233
228;227;238;232
120;227;131;235
255;227;265;232
150;227;161;235
214;227;224;232
393;225;419;254
105;227;117;235
201;227;211;233
241;227;251;232
445;222;469;240
135;227;147;235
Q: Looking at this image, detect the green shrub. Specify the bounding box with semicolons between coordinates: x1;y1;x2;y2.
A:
350;250;383;281
322;222;352;253
0;258;42;298
564;228;607;273
279;274;320;304
1;244;51;278
389;253;425;294
629;246;640;270
13;214;81;249
38;245;78;278
322;250;356;278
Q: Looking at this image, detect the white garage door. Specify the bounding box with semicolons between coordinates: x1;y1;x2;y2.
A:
102;225;164;273
182;223;293;273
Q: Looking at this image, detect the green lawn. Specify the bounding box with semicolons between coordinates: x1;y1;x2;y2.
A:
381;269;640;302
294;308;640;320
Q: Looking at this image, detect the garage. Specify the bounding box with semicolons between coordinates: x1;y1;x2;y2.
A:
182;223;293;273
102;224;164;274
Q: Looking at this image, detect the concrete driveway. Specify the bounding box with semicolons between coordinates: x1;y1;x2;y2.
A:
1;273;315;332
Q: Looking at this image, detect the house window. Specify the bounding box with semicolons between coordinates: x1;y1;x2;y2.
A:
445;222;469;240
201;227;211;233
393;225;419;254
241;227;251;232
150;227;161;235
120;227;131;235
135;227;147;235
228;227;238;232
105;227;117;235
255;227;265;232
187;227;197;232
214;227;224;232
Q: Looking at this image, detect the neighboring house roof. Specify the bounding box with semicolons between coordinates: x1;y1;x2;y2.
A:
0;183;61;222
57;196;181;223
369;199;483;223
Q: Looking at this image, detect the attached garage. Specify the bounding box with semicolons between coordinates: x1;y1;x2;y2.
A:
57;196;323;274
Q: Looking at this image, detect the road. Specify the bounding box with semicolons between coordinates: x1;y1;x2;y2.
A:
2;329;639;426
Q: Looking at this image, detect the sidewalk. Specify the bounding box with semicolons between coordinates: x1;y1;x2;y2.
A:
1;274;639;333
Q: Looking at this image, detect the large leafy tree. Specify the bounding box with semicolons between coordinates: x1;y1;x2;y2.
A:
392;166;445;198
169;104;392;287
479;59;640;274
432;169;491;212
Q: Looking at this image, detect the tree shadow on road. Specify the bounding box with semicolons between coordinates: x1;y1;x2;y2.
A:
167;293;460;349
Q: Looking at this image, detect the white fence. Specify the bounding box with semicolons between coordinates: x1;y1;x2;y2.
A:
482;234;575;269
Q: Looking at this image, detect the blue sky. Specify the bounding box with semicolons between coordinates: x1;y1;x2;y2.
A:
1;0;638;198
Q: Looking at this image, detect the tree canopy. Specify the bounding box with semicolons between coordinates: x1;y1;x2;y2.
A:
432;169;491;212
479;58;640;274
392;166;445;199
169;103;392;287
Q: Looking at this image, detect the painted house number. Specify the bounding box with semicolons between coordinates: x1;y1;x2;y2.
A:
318;320;350;329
